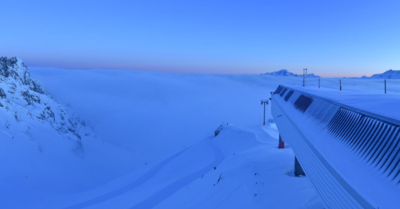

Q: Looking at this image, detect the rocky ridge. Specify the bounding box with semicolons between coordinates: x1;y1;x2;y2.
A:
0;57;91;141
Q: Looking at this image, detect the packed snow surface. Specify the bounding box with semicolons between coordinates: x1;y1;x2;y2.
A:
4;59;398;208
60;124;322;209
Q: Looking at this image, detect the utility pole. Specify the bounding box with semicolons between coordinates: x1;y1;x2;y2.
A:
261;100;269;125
384;79;386;94
340;79;342;91
303;68;307;87
318;78;320;89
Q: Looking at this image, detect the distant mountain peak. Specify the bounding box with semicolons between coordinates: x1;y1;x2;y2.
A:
367;69;400;79
261;69;320;78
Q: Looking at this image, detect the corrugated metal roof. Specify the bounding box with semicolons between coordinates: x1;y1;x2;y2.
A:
272;85;400;209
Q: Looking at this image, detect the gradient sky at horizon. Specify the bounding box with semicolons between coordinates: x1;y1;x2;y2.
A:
1;0;399;77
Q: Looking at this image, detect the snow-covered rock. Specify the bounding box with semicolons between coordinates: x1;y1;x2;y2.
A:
261;69;320;78
1;57;141;208
0;57;90;141
369;69;400;79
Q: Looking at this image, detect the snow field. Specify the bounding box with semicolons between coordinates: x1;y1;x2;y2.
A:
18;67;398;208
26;68;323;208
60;124;321;209
155;125;320;209
29;68;303;168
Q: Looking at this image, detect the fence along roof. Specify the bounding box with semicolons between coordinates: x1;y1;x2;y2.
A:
280;84;400;126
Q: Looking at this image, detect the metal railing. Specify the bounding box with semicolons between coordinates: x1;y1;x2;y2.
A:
302;78;399;94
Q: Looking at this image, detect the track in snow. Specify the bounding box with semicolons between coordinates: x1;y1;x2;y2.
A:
131;138;225;208
64;148;188;209
64;138;224;209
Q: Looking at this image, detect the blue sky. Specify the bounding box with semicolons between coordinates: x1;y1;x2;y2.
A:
1;0;399;77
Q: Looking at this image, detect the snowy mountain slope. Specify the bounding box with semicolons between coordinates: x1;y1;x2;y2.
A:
261;69;320;78
368;69;400;79
0;57;90;140
58;124;322;209
0;58;138;208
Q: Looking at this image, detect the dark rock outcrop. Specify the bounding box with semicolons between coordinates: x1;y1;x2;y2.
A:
0;56;91;141
0;88;6;99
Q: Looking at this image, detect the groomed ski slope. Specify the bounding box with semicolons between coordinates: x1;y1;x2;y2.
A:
61;124;322;209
